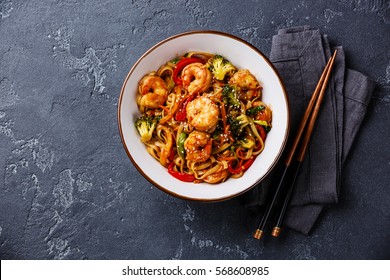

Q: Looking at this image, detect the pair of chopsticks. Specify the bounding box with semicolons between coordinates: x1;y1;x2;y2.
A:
253;50;338;240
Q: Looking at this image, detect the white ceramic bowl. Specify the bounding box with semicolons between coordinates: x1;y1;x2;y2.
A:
118;30;289;202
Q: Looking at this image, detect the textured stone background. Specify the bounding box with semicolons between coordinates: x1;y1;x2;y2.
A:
0;0;389;259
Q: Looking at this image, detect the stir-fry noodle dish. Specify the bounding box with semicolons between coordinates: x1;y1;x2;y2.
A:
134;52;272;184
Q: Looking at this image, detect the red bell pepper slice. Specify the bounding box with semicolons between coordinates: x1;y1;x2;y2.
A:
174;97;190;121
242;157;255;170
168;162;195;182
174;93;199;121
228;160;241;174
172;57;204;85
255;124;267;142
228;157;255;175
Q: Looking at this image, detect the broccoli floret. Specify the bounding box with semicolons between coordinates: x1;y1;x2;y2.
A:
228;114;250;140
222;85;240;109
209;55;236;80
134;115;158;142
237;137;255;149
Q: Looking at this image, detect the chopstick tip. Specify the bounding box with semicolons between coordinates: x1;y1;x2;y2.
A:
331;49;338;60
271;227;282;237
253;229;264;240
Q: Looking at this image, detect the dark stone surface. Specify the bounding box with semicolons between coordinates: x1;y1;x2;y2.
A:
0;0;389;260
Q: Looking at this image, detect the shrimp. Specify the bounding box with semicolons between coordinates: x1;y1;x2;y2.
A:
138;75;168;109
203;169;229;184
186;96;219;132
184;131;212;163
181;62;212;95
229;69;260;102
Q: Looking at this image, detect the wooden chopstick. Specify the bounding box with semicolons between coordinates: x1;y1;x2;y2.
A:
271;50;338;237
296;50;338;163
253;50;338;240
283;51;336;167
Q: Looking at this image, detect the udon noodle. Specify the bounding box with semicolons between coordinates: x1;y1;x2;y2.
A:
134;52;272;184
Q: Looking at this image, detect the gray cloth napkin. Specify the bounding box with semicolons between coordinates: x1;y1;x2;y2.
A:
242;26;376;235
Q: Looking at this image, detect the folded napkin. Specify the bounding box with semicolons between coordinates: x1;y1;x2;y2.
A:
242;26;376;235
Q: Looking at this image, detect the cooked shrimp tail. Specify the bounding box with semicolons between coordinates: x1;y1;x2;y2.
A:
181;62;212;95
138;75;168;109
184;131;212;163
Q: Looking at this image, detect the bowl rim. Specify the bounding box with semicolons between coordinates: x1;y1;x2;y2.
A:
117;30;290;202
